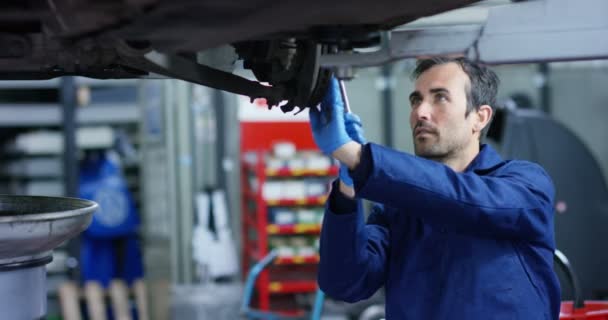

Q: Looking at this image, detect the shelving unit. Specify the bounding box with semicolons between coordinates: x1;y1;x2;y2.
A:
0;103;138;126
266;224;323;235
0;78;140;201
241;150;337;313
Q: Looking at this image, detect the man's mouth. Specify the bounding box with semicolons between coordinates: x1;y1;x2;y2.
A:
415;127;436;137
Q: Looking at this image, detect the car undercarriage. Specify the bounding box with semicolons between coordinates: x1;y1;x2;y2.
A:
0;0;477;110
1;0;608;111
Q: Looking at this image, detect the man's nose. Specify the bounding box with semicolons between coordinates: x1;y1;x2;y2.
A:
413;101;432;121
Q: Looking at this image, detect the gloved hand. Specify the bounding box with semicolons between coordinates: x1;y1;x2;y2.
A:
340;113;366;187
309;78;352;155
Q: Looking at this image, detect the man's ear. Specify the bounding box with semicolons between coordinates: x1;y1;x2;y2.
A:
473;105;493;133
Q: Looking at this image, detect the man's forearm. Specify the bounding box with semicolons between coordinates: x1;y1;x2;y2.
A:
333;142;363;170
338;180;356;198
334;142;362;198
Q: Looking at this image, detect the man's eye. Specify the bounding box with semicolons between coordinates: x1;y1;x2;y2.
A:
436;94;448;103
410;98;421;107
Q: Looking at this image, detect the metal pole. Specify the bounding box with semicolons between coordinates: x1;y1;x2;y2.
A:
61;76;78;197
60;76;80;281
538;63;551;115
213;89;226;190
381;64;394;147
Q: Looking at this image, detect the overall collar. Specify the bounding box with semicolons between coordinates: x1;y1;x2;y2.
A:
465;144;504;174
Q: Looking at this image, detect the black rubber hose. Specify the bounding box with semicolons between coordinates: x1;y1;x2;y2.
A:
554;249;585;309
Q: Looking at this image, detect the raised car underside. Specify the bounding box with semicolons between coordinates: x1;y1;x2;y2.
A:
0;0;477;110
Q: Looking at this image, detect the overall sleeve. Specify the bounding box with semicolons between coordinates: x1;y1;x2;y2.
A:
317;180;390;302
352;143;555;245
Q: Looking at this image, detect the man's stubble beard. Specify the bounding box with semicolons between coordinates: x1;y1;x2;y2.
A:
415;141;448;161
414;134;464;164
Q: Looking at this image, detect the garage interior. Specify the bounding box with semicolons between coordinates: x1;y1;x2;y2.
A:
0;0;607;319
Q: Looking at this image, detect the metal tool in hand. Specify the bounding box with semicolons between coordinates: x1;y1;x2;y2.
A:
338;79;351;114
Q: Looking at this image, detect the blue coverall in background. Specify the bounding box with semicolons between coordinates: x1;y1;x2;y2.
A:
318;142;561;319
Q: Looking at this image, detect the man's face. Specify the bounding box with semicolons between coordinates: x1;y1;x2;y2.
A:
409;62;478;159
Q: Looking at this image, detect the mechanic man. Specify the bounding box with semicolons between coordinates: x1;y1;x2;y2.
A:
308;57;560;319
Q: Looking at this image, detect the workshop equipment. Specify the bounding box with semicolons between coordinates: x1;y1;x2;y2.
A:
491;107;608;299
556;250;608;319
79;151;143;287
241;250;325;320
0;195;97;319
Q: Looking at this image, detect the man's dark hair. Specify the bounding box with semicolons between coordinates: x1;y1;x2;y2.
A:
411;57;500;140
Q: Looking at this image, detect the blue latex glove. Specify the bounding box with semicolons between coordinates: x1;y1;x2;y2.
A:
340;113;366;187
309;78;352;155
